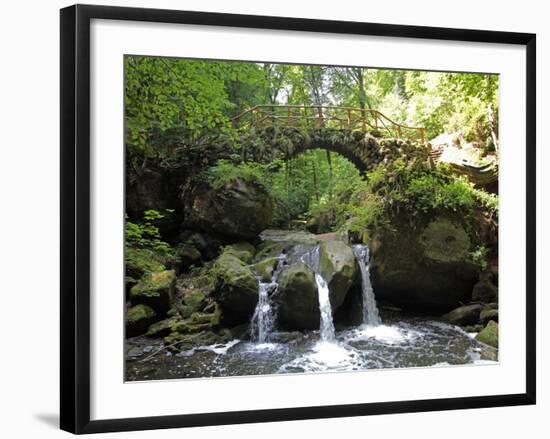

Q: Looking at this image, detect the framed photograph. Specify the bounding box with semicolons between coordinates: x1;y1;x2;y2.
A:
60;4;536;434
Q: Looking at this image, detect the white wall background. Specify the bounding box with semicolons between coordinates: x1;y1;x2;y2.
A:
0;0;546;437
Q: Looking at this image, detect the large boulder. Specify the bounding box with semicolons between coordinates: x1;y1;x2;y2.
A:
130;270;176;313
213;252;258;326
371;216;479;312
126;304;157;338
188;177;274;240
274;262;319;330
318;240;357;311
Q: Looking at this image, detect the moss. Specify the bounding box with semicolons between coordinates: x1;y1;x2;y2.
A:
182;290;206;312
476;320;498;348
130;269;176;313
125;246;166;285
223;242;256;264
145;316;179;338
126;304;157;338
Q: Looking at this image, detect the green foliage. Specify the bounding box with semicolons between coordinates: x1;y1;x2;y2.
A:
124;55;499;239
125;56;266;166
405;174;474;213
203;159;266;189
470;245;489;271
125;209;174;256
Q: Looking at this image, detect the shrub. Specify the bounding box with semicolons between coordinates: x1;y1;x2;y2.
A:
125;209;174;256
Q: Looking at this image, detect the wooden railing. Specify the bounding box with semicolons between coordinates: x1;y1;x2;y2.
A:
232;105;425;143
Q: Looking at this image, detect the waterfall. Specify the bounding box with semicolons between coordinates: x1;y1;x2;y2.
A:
314;273;336;342
353;245;381;326
302;246;336;342
250;254;286;343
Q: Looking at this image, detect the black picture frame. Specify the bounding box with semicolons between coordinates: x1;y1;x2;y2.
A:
60;4;536;434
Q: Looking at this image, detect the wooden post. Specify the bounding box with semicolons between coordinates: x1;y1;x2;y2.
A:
347;109;352;129
420;128;425;144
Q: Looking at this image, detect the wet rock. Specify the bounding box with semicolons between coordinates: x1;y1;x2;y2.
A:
275;262;319;330
254;257;279;282
188;177;274;240
442;304;483;326
126;304;157;337
213;253;258;325
371;216;479;312
130;270;176;313
318;240;357;311
476;320;498;348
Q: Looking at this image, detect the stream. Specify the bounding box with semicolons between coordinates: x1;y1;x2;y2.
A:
126;236;497;381
126;318;496;381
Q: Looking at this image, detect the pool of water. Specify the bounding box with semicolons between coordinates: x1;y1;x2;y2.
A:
125;317;497;381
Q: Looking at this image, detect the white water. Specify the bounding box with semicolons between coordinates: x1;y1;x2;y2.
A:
353;245;382;326
301;246;337;342
315;273;336;342
250;281;276;343
250;254;286;343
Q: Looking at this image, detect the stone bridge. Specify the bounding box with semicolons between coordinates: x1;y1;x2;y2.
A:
232;105;429;173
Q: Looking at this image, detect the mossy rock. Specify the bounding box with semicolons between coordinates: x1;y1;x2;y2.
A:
130;269;176;313
145;316;179;338
188;177;274;240
476;320;498;348
214;253;258;325
371;215;479;312
274;262;319;330
442;304;482;326
418;218;470;263
223;242;256;264
318;240;357;311
125;246;167;293
182;290;206;313
163;329;232;352
126;304;157;338
254;257;279;282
